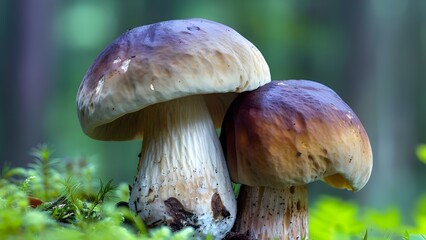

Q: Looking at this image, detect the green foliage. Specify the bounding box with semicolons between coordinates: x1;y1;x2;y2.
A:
26;144;68;200
0;145;194;240
232;183;241;199
309;196;405;239
416;145;426;165
309;196;365;239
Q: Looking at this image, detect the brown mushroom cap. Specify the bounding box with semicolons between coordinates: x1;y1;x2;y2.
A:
76;18;270;140
220;80;373;191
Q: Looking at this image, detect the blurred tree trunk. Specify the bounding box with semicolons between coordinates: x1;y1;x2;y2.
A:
0;1;18;164
347;1;423;211
0;0;56;166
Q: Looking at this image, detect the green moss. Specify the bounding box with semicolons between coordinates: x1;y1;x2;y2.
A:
0;145;194;240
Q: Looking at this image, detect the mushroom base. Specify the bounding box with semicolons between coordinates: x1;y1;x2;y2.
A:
233;185;308;240
129;95;236;239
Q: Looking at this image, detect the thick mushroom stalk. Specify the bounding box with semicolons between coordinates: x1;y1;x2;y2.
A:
130;95;236;238
234;185;308;239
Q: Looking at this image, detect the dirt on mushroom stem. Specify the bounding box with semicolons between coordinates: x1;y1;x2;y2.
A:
129;95;236;239
233;185;308;240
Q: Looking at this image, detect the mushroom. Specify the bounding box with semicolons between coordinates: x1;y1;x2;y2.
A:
76;18;270;238
220;80;373;239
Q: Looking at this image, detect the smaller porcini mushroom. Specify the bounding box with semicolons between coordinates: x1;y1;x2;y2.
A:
76;18;270;239
220;80;373;239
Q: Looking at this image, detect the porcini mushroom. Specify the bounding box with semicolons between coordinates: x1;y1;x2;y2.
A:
220;80;372;239
76;18;270;238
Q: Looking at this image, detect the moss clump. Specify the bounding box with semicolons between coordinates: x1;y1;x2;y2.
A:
0;144;194;240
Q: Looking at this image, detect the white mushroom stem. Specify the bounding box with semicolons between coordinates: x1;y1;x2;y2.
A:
129;95;236;239
233;185;308;240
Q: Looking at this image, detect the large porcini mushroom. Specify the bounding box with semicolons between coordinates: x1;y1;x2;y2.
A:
76;18;270;238
220;80;372;239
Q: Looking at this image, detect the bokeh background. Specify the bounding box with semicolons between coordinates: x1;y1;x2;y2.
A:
1;0;425;225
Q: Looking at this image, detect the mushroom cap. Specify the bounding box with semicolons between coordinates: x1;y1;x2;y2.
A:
77;18;271;140
220;80;373;191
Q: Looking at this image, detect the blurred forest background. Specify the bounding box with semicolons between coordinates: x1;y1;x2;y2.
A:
1;0;425;225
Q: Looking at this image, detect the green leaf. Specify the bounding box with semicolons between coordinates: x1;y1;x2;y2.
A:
416;145;426;164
